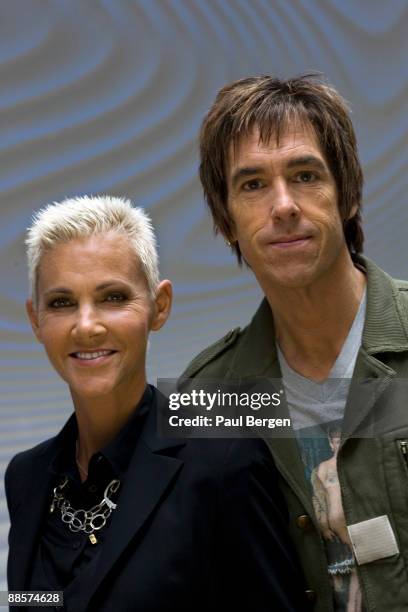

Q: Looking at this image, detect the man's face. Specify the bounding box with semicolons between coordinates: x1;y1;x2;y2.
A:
226;125;350;290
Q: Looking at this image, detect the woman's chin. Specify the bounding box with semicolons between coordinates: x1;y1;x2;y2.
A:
69;381;117;403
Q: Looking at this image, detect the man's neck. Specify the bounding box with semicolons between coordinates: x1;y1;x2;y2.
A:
264;256;367;382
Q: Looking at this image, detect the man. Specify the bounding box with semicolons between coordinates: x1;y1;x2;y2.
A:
181;75;408;611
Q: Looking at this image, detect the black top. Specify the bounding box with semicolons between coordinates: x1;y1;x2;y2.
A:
28;386;152;591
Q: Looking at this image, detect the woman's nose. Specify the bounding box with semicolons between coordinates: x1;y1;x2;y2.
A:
71;304;106;341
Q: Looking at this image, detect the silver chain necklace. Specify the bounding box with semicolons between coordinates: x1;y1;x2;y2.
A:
50;476;120;543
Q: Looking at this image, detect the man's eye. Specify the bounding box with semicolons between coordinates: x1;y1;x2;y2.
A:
295;171;317;183
49;297;73;308
242;179;265;191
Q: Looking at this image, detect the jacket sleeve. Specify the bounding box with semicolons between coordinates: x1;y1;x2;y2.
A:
4;454;21;522
214;438;309;611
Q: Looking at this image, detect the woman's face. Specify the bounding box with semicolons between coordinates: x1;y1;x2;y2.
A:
26;232;171;405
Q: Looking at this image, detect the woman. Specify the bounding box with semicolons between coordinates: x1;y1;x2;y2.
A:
5;195;307;611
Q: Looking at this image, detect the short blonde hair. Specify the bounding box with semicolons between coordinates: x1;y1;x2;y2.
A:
26;195;160;300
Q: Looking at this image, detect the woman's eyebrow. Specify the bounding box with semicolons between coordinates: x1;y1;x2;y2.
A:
43;280;129;296
43;287;72;296
95;280;130;291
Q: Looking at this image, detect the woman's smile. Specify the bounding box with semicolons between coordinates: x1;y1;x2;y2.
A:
69;349;118;365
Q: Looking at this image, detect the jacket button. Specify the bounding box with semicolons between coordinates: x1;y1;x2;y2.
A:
296;514;312;530
305;589;316;602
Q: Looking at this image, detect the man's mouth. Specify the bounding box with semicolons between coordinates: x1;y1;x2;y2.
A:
70;350;117;361
270;235;311;248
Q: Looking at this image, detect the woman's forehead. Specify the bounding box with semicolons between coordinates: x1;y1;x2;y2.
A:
36;233;144;292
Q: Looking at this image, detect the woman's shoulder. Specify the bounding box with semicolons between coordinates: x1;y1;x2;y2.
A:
5;436;56;484
4;436;56;517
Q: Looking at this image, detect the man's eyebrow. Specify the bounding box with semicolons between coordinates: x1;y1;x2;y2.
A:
230;166;265;189
230;156;328;189
286;155;327;171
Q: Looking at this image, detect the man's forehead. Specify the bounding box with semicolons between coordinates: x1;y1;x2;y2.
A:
228;121;322;166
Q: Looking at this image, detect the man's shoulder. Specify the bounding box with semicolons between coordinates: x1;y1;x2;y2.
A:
393;278;408;292
363;255;408;295
180;326;243;379
388;275;408;318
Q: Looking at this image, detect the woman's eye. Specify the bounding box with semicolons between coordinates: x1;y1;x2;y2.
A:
295;171;317;183
242;179;265;191
105;293;126;302
49;297;72;308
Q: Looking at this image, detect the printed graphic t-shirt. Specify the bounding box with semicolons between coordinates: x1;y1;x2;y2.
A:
278;291;366;612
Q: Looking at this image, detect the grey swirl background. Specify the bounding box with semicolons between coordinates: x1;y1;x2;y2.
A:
0;0;407;585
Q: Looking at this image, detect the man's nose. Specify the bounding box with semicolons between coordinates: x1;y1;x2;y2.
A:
71;304;106;340
270;180;299;221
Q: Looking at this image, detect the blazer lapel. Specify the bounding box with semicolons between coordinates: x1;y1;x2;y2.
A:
71;396;185;611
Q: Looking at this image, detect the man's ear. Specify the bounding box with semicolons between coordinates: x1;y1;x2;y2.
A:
218;218;237;246
26;298;42;343
151;280;172;331
348;203;358;219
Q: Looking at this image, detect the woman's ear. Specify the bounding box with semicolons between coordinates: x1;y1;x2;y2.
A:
26;298;42;343
151;280;173;331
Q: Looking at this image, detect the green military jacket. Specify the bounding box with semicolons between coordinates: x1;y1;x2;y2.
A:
181;256;408;612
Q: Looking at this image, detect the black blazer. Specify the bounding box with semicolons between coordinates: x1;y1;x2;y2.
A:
6;393;307;611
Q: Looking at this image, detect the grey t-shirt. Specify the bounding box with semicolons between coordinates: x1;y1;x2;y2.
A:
278;291;366;612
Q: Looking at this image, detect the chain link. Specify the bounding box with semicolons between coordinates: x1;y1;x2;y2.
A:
50;477;120;535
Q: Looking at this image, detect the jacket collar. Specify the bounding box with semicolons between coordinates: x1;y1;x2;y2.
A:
228;298;280;379
358;255;408;354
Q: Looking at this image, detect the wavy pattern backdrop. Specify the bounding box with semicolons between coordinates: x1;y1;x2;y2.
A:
0;0;407;585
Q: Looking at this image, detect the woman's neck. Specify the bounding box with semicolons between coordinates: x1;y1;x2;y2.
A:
72;380;146;477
